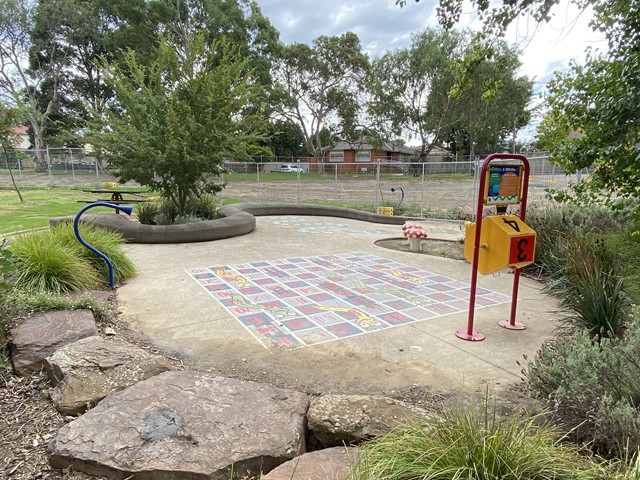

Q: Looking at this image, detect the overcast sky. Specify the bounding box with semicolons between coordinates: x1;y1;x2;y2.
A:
254;0;608;109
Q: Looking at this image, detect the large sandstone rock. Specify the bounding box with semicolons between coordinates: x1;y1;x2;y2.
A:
10;310;98;375
48;371;310;479
263;447;358;480
44;336;173;416
308;394;431;447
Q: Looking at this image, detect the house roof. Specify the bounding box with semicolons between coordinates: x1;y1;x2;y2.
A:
12;126;28;135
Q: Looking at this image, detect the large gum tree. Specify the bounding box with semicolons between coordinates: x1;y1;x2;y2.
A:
272;32;369;162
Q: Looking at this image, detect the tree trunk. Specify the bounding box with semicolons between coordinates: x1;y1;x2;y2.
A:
31;125;48;173
3;147;24;203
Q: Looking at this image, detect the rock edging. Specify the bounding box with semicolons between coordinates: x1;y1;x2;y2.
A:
9;300;433;479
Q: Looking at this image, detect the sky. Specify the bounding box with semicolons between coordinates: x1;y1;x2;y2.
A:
254;0;608;140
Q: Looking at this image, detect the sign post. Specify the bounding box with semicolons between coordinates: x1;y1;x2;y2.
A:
457;154;534;341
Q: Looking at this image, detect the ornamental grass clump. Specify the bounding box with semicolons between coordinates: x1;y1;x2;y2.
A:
52;223;136;283
9;223;136;293
349;405;605;480
10;229;102;293
545;234;629;339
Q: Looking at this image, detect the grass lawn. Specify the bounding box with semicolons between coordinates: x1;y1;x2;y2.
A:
0;187;130;235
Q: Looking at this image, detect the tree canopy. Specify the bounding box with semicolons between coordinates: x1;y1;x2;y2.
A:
272;32;369;160
395;0;561;32
0;0;66;170
368;29;532;160
27;0;280;146
537;0;640;205
90;32;268;214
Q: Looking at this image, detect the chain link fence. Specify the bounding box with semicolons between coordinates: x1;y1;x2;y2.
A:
2;149;589;217
221;154;588;218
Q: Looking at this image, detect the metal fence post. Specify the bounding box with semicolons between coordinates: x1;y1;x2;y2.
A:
296;159;301;204
374;159;381;212
334;163;338;203
46;147;53;187
256;162;261;203
420;162;425;217
95;159;101;187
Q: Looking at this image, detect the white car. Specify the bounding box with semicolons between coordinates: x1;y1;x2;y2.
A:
278;164;304;173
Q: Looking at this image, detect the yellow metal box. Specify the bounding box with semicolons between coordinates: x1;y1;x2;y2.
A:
464;215;536;275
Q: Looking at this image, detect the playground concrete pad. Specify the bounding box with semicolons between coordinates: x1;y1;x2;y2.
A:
116;216;559;397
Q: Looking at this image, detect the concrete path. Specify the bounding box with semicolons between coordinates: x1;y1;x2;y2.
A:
116;216;558;398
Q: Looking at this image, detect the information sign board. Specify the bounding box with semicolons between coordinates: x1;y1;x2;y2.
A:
484;164;523;206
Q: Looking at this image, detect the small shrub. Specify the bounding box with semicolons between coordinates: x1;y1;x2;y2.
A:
137;195;220;225
0;239;15;292
610;229;640;304
135;200;161;225
546;235;629;339
185;194;220;220
524;323;640;460
9;230;102;293
525;205;619;278
349;404;605;479
52;223;136;283
174;214;204;224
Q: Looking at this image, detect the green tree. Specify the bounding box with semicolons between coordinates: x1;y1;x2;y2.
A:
29;0;162;135
273;32;369;161
90;32;268;215
444;38;532;158
0;0;65;171
537;0;640;205
368;29;462;161
262;120;310;158
29;0;280;145
395;0;560;32
368;29;531;160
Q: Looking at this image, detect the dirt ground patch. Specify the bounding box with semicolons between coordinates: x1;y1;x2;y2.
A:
375;237;466;260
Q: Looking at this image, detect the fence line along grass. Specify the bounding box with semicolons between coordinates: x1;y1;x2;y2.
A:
0;187;115;235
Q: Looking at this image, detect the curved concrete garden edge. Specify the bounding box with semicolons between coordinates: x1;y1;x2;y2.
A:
49;203;406;244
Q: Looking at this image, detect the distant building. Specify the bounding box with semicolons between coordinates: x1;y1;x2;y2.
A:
320;140;415;174
11;126;31;149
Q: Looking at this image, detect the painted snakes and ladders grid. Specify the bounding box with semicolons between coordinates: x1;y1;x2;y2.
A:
186;252;510;349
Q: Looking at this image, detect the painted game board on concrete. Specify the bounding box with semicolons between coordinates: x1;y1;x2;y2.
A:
187;253;510;349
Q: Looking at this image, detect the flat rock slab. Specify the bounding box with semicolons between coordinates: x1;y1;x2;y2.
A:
48;371;310;479
308;394;431;447
44;336;173;415
263;447;357;480
11;309;98;375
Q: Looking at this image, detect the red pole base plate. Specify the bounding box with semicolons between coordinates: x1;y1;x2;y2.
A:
455;329;485;341
498;320;527;330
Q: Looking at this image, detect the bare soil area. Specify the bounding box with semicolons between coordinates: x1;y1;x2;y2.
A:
375;237;466;260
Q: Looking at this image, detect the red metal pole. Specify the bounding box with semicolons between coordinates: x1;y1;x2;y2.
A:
499;155;530;331
456;155;495;342
458;154;531;340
